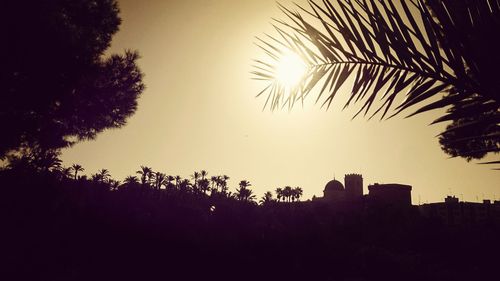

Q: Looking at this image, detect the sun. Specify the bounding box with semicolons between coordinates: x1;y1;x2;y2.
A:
275;51;307;89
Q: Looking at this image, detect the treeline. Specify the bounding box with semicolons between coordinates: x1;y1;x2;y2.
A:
1;160;499;281
4;150;304;204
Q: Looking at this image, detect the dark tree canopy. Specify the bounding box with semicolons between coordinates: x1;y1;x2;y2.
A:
439;98;500;162
428;0;500;162
0;0;144;159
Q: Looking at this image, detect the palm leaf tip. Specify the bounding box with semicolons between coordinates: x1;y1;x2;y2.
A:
478;161;500;165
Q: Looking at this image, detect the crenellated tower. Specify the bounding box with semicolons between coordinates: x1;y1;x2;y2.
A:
344;174;363;199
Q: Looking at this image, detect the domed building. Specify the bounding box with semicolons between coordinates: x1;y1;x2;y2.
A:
323;179;346;202
314;174;413;207
316;174;364;203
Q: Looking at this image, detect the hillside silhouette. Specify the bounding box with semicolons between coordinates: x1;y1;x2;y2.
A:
2;164;499;281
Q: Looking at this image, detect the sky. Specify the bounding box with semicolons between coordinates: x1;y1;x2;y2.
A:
61;0;500;204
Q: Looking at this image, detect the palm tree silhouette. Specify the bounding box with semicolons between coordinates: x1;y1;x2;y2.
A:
33;150;62;172
198;178;210;195
124;175;139;185
175;175;182;189
236;180;255;202
259;191;274;205
236;188;255;202
210;176;219;192
283;186;293;202
254;0;499;164
220;175;230;195
200;170;208;180
91;173;104;183
109;179;121;191
71;164;84;180
179;179;192;193
166;175;176;190
239;180;251;189
292;187;303;202
136;166;153;186
60;167;73;179
154;172;166;190
275;188;284;202
191;171;200;191
97;169;111;183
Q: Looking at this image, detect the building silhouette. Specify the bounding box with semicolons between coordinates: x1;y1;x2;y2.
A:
419;196;500;226
368;183;412;206
313;175;500;228
316;174;413;207
345;174;363;199
322;174;364;203
323;179;345;202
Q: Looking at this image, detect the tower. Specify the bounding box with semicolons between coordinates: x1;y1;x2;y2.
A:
344;174;363;199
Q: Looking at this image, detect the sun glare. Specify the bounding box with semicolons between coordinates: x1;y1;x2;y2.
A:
275;51;307;89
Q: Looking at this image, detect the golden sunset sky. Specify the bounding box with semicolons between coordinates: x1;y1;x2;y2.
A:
61;0;499;203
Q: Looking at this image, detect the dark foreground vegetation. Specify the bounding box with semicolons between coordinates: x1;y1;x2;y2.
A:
2;1;498;279
1;166;499;281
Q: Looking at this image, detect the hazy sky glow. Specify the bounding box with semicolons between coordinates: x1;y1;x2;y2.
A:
61;0;499;203
274;50;308;89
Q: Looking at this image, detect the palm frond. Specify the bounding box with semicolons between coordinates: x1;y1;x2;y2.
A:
253;0;500;163
254;0;467;117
